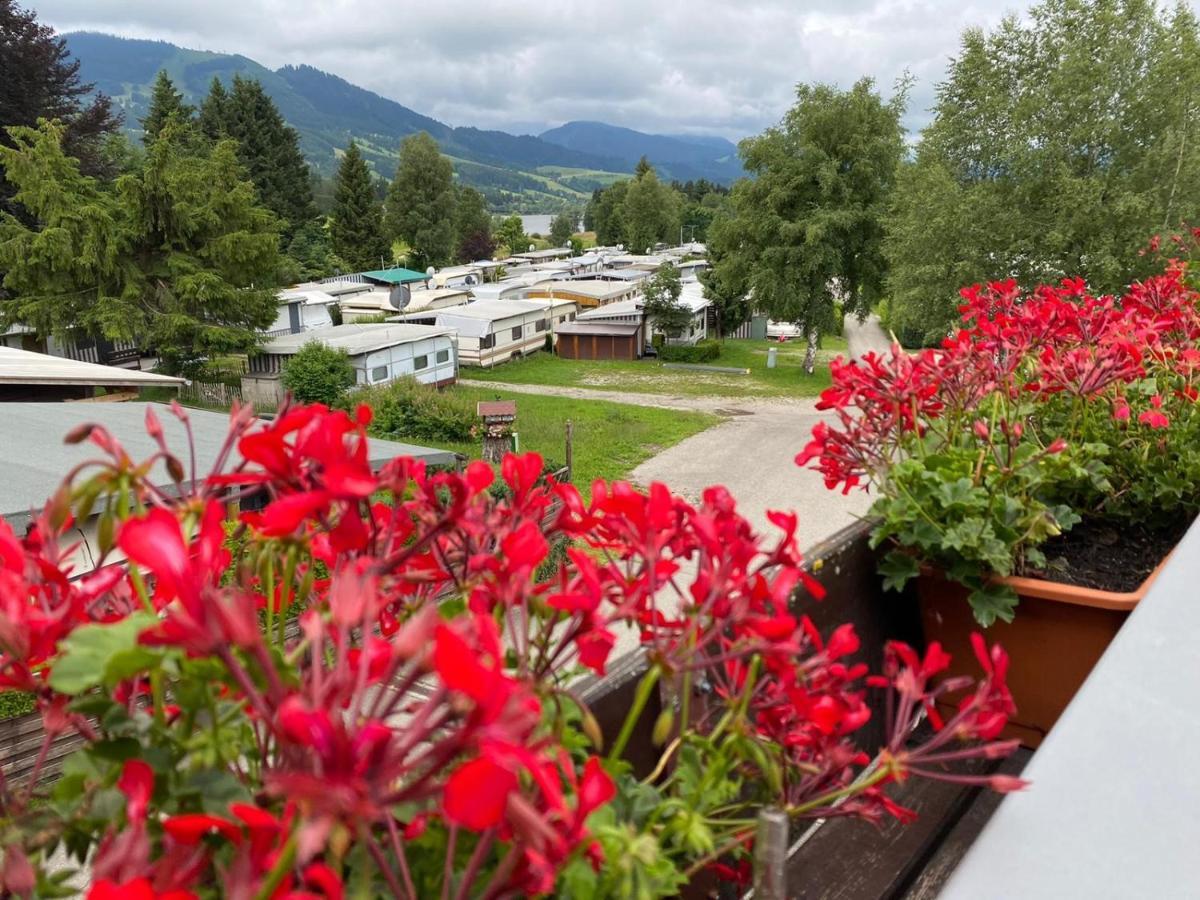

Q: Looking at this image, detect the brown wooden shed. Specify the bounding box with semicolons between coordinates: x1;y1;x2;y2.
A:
554;321;643;361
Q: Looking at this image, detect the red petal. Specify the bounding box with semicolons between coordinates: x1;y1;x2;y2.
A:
443;757;517;830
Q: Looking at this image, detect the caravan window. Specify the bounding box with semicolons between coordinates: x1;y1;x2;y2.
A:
511;326;523;341
436;349;450;364
371;365;389;383
535;320;548;333
413;355;428;370
480;334;495;350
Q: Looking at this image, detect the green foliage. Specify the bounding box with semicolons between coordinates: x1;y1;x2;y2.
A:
0;120;282;376
549;209;576;246
48;614;158;694
281;341;355;406
622;162;680;252
197;76;229;141
885;0;1200;344
0;691;34;720
210;75;316;234
140;70;193;145
348;378;477;443
284;219;345;282
330;140;389;271
494;214;527;256
658;339;721;363
590;180;628;245
452;185;493;262
641;263;691;337
721;78;908;372
384;132;456;269
869;424;1104;626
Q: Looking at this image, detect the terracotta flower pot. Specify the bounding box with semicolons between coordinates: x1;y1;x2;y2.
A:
916;556;1170;748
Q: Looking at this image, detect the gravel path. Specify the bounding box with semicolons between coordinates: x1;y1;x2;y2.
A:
845;313;893;358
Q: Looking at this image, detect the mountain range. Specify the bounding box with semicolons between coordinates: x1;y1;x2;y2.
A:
63;32;745;213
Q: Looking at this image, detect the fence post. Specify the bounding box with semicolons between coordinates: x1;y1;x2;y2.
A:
565;419;574;483
752;807;789;900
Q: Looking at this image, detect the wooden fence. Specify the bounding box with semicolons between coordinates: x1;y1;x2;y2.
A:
178;380;243;409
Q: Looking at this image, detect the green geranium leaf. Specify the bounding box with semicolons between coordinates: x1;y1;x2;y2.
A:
968;583;1019;627
879;550;920;593
48;613;157;694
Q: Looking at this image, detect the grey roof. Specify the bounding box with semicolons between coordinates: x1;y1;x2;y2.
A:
0;402;457;525
261;323;455;357
0;347;184;387
555;321;642;336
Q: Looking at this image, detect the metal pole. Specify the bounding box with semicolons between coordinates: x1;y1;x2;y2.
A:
752;808;789;900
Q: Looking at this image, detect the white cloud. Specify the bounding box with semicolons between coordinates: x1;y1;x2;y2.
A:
23;0;1078;139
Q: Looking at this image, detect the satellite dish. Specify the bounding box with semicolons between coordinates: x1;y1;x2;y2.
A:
646;247;653;255
465;274;478;286
528;244;536;252
617;244;625;252
425;266;436;278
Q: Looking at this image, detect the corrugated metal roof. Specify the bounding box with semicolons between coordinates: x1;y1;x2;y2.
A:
359;267;431;285
0;347;185;387
0;403;457;523
261;323;455;357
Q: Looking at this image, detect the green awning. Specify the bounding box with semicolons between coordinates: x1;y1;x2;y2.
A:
359;267;431;285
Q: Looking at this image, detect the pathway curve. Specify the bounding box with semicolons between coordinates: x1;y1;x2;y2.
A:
845;313;892;358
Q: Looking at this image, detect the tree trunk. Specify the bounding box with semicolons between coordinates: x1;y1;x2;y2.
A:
804;325;819;374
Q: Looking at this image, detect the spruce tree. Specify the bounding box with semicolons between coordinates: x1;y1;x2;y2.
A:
142;70;193;145
223;75;315;235
0;120;282;375
384;132;456;270
330;140;389;271
197;76;229;141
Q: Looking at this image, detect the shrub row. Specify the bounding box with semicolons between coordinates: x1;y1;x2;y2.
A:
344;378;477;443
659;339;721;363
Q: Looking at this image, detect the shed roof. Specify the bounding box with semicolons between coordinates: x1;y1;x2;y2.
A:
555;321;642;336
0;347;185;388
359;267;431;285
436;299;549;321
261;323;455;357
0;403;457;524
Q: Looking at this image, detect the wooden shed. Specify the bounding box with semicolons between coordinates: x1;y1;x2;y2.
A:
554;321;643;361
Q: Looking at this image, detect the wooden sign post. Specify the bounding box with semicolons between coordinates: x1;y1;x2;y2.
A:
477;400;517;464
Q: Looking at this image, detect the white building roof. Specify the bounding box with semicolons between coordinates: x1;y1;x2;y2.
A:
435;300;553;338
261;323;455;357
536;280;634;301
278;289;339;307
0;346;184;387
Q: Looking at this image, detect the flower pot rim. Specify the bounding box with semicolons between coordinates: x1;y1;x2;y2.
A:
994;549;1173;611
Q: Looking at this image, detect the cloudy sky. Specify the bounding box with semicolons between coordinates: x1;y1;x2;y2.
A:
31;1;1037;140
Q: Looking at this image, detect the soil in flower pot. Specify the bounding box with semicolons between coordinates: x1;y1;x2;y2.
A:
917;517;1186;748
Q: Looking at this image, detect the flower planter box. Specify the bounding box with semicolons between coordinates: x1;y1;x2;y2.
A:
916;554;1170;748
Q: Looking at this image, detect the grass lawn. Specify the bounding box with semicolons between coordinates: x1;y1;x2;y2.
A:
459;336;848;399
430;385;718;492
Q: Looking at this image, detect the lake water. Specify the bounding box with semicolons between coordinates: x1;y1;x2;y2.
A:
519;214;554;235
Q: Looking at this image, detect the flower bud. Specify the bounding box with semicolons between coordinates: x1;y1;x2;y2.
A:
63;422;95;444
988;774;1029;793
973;419;989;440
652;707;675;746
582;709;604;751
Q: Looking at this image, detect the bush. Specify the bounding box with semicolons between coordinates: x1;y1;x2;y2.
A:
281;341;356;406
346;378;477;443
659;339;721;363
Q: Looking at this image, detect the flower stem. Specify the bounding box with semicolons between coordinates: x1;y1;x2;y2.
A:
607;665;661;763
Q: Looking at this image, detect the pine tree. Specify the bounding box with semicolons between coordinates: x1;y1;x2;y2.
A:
223;75;315;235
549;210;576;246
331;140;389;271
623;161;679;254
197;76;229;141
141;70;193;145
384;132;457;269
0;120;282;375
